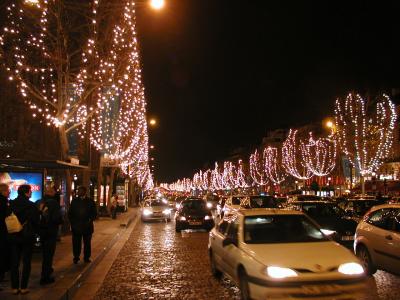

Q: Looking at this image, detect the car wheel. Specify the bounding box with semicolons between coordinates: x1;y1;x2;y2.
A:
167;218;171;222
209;252;222;279
238;267;251;300
175;225;181;232
356;245;377;275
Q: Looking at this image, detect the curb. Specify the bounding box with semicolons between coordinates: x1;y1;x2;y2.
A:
57;211;138;300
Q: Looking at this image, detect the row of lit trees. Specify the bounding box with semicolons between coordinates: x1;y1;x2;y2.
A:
0;0;154;189
161;93;397;193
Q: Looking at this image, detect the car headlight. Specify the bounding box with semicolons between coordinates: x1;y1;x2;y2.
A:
163;209;171;215
266;266;298;279
176;203;181;209
204;215;212;220
142;209;152;216
179;216;186;221
207;202;213;208
321;229;336;236
338;262;364;275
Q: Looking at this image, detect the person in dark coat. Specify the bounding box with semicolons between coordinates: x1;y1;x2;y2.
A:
8;184;40;295
38;185;63;285
68;186;97;264
0;183;10;287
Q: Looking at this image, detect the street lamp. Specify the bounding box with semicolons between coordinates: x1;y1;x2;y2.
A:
24;0;39;4
150;145;155;149
150;0;165;10
149;118;157;126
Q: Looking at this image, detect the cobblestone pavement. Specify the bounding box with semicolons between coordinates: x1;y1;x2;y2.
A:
95;219;399;300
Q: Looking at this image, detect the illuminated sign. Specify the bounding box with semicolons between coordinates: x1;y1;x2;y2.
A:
0;172;43;202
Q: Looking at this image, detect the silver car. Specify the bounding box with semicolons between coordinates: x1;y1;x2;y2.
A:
141;199;172;222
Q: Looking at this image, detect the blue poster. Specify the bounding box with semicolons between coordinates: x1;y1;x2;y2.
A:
0;172;43;202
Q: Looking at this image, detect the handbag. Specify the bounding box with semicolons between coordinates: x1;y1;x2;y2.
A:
5;212;23;233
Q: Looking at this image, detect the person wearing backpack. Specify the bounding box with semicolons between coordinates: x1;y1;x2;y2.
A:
38;185;63;285
8;184;40;295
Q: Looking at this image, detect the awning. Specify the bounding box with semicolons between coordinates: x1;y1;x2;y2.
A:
0;159;89;170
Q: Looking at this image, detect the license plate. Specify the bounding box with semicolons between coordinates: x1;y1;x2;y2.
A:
341;235;354;241
189;221;202;225
153;212;162;216
302;284;339;294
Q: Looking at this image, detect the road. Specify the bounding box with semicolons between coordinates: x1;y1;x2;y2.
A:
94;218;399;300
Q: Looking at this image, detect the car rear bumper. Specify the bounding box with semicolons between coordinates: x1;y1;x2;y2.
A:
176;219;214;230
247;276;368;300
142;214;171;221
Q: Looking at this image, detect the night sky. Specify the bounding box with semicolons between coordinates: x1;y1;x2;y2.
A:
136;0;400;183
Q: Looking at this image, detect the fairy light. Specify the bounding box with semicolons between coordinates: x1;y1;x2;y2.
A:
300;133;336;177
264;147;287;184
249;149;268;185
0;0;152;188
334;93;396;176
282;129;313;180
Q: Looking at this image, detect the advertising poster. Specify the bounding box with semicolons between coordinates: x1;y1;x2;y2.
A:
0;172;43;202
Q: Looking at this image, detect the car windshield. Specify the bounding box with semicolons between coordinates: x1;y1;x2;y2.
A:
249;196;278;208
182;200;206;210
232;197;242;205
302;203;344;218
297;195;321;201
244;215;329;244
145;200;168;207
348;201;377;215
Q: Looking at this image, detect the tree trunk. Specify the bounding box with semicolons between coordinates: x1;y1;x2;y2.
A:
361;176;365;195
58;125;69;161
108;167;116;211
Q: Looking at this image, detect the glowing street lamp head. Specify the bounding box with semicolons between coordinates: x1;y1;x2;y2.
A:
24;0;39;5
150;0;165;10
326;120;334;128
149;118;157;126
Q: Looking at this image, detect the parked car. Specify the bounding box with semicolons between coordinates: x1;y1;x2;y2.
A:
337;198;384;222
141;199;172;222
289;194;323;202
354;203;400;275
288;201;358;247
240;195;280;209
175;198;214;232
208;209;367;300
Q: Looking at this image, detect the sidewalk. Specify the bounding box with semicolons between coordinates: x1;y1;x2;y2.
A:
0;208;138;300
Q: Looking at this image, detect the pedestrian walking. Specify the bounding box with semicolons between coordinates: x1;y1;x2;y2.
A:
0;183;11;289
68;186;97;264
38;185;63;285
8;184;40;295
111;194;118;219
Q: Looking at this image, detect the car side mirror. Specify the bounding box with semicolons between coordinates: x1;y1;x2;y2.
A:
222;236;238;247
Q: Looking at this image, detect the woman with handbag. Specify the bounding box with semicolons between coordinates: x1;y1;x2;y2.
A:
8;184;40;295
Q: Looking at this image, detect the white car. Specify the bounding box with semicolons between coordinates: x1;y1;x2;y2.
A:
141;199;172;222
354;203;400;275
208;209;368;300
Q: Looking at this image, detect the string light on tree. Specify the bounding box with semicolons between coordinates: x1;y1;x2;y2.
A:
249;149;268;185
334;93;396;193
282;129;313;180
264;147;287;184
300;133;336;177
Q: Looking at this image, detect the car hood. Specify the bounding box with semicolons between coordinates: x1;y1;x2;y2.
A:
242;241;358;272
144;206;169;212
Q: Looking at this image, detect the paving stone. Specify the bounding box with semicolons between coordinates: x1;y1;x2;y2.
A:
94;220;399;300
